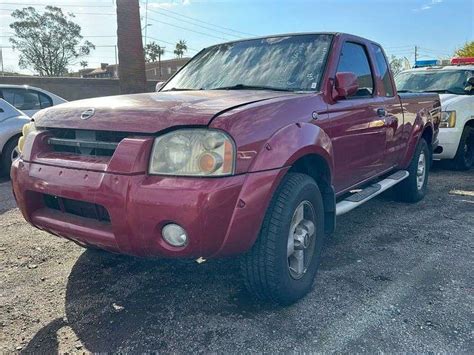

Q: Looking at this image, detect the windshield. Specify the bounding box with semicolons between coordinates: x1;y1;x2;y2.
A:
162;34;333;92
395;69;474;95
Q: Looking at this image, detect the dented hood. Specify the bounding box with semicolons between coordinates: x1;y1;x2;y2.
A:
34;90;292;133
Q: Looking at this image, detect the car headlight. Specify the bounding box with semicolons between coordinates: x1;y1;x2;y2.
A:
18;121;36;153
440;111;456;128
149;129;235;176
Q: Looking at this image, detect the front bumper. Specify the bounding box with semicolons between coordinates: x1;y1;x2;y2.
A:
11;132;288;258
434;128;462;160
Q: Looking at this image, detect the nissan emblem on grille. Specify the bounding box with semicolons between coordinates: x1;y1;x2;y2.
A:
81;108;95;120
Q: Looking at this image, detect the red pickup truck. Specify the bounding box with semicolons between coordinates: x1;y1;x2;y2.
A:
12;33;440;304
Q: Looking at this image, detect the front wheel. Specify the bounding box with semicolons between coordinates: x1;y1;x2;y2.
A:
394;138;430;203
240;173;325;305
452;126;474;171
1;137;20;176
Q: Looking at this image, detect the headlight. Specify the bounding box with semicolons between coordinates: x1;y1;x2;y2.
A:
440;111;456;128
18;121;36;153
149;129;235;176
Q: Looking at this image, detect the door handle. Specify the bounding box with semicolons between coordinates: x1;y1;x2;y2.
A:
376;108;386;117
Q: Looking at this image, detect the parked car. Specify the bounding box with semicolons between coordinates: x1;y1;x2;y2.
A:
11;33;441;304
0;84;66;117
0;99;30;174
396;59;474;170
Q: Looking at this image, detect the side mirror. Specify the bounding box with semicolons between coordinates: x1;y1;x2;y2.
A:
467;77;474;85
155;81;165;92
333;72;359;100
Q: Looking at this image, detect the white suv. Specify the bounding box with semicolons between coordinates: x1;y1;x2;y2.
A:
396;64;474;170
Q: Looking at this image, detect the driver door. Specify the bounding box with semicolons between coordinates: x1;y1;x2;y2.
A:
321;41;388;193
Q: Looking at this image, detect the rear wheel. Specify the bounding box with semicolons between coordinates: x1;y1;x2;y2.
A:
1;137;20;176
452;126;473;171
240;173;325;305
394;138;429;203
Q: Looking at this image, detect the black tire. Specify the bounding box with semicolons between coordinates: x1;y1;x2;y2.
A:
394;138;430;203
240;173;325;305
1;137;20;176
452;126;474;171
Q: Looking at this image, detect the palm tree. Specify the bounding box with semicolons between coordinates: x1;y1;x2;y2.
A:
145;42;165;63
174;40;188;58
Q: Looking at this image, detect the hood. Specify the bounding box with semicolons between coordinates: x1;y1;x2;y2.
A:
34;90;293;133
439;94;471;111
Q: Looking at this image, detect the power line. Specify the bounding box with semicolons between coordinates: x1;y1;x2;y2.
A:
146;17;228;41
0;2;112;7
147;8;243;39
147;36;199;53
143;2;257;37
0;8;115;15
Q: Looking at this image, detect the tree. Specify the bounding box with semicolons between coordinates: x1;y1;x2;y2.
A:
9;6;95;76
455;41;474;57
116;0;146;94
144;42;165;63
389;55;405;76
174;40;187;58
80;61;88;69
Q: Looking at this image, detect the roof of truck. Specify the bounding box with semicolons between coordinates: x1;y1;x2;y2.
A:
202;32;381;50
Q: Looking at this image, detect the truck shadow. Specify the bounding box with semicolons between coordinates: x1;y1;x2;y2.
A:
22;250;281;352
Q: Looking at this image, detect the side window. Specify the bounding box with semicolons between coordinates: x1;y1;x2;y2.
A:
337;42;374;98
38;92;53;109
372;45;394;96
2;89;15;105
2;88;41;111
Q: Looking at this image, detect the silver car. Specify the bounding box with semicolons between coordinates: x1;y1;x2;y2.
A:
0;99;30;174
0;84;66;118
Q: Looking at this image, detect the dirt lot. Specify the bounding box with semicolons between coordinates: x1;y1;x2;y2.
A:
0;166;473;353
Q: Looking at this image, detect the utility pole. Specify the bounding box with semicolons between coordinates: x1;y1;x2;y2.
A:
159;46;165;78
0;48;3;76
116;0;147;94
144;0;149;46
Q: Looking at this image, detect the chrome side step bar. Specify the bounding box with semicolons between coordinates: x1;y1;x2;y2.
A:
335;170;409;216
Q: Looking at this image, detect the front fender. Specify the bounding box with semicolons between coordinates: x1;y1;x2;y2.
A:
249;122;334;174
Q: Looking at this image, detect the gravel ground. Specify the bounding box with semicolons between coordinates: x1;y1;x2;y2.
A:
0;165;473;353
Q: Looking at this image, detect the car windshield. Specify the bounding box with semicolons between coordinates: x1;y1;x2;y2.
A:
395;69;474;95
162;34;333;92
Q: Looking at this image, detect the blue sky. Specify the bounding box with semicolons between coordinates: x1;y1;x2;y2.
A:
0;0;472;73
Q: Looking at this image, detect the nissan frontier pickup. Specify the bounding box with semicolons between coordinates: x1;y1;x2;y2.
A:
12;33;440;304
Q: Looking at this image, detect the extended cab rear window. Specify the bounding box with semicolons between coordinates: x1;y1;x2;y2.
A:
372;44;395;97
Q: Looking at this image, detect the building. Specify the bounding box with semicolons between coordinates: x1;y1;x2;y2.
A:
144;58;191;81
76;57;191;81
81;63;117;79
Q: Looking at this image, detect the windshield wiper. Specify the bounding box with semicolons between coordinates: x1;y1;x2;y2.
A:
210;84;295;92
424;89;459;95
397;89;416;93
161;87;202;92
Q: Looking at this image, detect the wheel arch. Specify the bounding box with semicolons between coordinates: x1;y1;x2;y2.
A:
1;132;21;156
288;154;336;235
464;118;474;129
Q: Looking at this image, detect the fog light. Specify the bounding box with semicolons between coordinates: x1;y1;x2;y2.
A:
162;224;188;247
